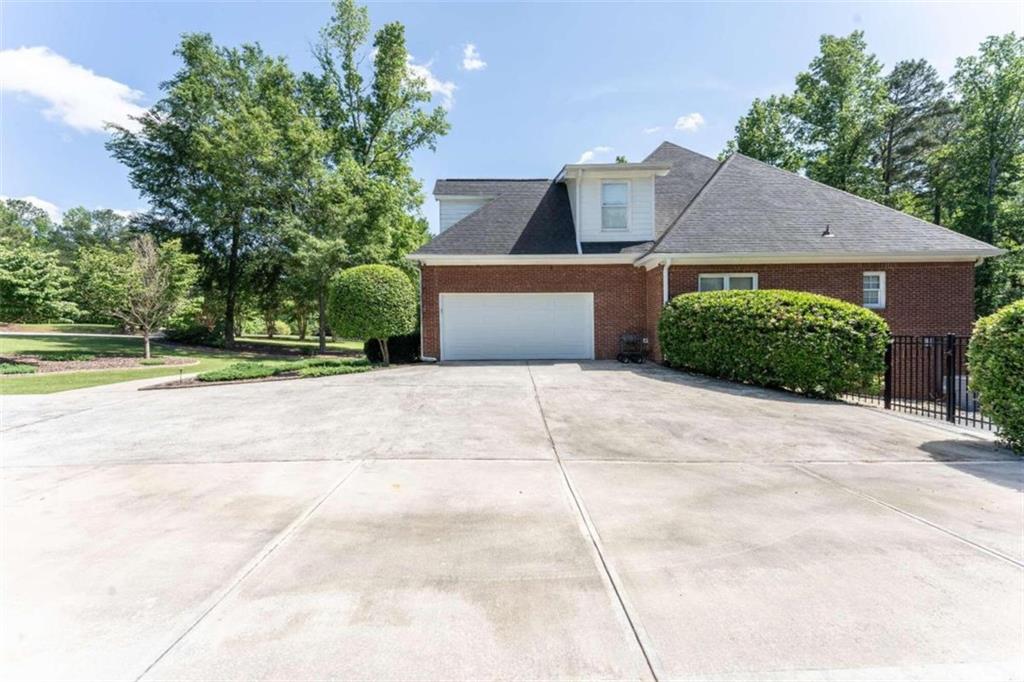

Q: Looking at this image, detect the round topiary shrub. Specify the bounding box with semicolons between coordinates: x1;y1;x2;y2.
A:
328;265;417;366
968;299;1024;453
658;289;889;398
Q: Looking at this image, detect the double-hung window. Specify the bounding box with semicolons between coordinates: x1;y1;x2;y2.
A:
863;271;885;308
698;273;758;292
601;182;628;231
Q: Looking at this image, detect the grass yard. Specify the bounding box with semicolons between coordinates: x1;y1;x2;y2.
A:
236;335;364;354
0;323;122;334
0;334;360;395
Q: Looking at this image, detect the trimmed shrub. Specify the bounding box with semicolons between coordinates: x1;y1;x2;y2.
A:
164;322;225;347
197;361;278;382
363;332;420;364
328;265;417;366
302;357;371;369
969;300;1024;452
0;363;36;375
297;363;372;378
659;290;889;398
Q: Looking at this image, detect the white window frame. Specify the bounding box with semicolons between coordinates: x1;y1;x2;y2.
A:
863;271;886;309
600;180;630;232
697;273;759;292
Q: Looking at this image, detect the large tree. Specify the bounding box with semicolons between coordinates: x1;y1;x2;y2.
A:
107;34;322;347
877;59;952;211
791;31;888;197
720;95;803;171
0;240;78;323
304;0;443;264
946;33;1024;313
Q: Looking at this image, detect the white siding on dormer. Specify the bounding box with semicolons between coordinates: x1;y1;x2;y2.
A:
439;198;489;232
577;174;654;242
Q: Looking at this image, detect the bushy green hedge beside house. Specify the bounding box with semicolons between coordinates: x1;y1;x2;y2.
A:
969;300;1024;452
658;290;890;398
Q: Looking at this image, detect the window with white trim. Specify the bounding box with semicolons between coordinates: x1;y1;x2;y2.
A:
601;181;628;230
698;273;758;292
863;271;885;308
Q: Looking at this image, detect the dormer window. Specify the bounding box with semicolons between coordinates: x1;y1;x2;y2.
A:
601;181;629;231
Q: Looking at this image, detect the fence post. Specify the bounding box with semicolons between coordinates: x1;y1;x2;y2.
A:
945;333;956;422
883;342;893;410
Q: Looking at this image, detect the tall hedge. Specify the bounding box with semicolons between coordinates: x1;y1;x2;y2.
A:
968;300;1024;452
658;290;889;398
328;264;417;366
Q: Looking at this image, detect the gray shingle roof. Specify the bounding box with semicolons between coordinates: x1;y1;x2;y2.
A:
415;180;576;255
413;144;1001;259
643;142;721;236
652;154;1001;256
434;179;549;196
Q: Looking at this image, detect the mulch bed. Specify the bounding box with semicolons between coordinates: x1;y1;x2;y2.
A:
1;355;197;374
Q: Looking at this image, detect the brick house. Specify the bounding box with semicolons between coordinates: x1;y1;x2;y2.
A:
408;143;1001;362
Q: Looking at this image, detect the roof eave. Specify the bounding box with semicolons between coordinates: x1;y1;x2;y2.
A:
635;248;1005;269
406;253;637;265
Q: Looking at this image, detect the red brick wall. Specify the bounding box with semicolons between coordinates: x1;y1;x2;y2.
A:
668;262;976;336
420;265;645;359
420;261;976;361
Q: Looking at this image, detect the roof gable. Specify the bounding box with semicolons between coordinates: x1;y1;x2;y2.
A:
416;180;576;255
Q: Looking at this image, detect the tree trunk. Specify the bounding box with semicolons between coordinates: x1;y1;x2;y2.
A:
317;287;327;354
223;224;241;348
297;309;307;341
143;330;151;360
378;338;389;367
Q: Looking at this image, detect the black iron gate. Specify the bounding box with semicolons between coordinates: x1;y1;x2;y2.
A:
842;334;993;431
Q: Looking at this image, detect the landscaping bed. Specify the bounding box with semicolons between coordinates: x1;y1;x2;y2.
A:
143;357;374;390
1;354;197;375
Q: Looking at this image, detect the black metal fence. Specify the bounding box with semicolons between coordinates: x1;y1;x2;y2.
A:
842;334;993;431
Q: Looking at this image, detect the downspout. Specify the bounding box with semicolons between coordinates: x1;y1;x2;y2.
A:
662;257;672;304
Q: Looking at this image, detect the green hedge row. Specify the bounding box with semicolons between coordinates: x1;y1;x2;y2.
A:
197;357;371;383
658;290;889;398
969;300;1024;453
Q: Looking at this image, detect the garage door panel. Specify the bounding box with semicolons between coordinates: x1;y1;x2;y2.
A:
441;293;594;361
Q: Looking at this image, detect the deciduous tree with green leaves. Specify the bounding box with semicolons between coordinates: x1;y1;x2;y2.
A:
0;240;78;323
791;31;888;197
107;34;323;348
720;95;803;171
77;236;199;358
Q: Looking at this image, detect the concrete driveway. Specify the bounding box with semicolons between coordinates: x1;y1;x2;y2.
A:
2;362;1022;680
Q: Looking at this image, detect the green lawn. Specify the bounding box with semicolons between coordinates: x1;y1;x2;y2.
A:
0;323;122;334
0;334;354;395
236;334;364;353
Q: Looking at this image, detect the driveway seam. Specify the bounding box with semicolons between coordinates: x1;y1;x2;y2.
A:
526;362;659;681
793;463;1024;569
133;458;366;681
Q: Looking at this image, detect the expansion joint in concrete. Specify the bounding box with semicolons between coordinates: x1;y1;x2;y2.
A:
526;362;660;681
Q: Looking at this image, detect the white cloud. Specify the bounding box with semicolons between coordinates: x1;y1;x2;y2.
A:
577;145;614;164
407;58;456;109
461;43;487;71
0;195;62;221
642;126;663;134
0;46;145;132
674;112;706;133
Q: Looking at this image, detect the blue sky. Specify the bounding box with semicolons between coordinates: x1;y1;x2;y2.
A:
1;1;1020;233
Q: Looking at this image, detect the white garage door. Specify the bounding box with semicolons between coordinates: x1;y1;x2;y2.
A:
440;293;595;361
